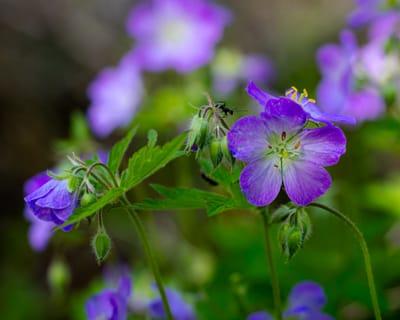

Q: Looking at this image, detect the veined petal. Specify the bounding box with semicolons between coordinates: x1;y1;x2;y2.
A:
261;98;308;135
35;180;73;209
239;158;282;206
228;116;271;162
283;161;331;206
288;281;327;310
298;126;346;166
24;179;57;202
246;81;275;106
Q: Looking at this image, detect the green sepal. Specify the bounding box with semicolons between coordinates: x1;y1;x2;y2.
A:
92;229;111;265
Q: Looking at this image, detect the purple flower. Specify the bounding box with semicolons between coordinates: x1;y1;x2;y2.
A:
347;0;399;27
247;281;333;320
316;30;386;122
24;177;78;228
212;49;274;95
228;94;346;206
247;82;355;126
87;52;143;138
86;276;132;320
23;172;55;251
126;0;231;73
148;286;196;320
284;281;333;320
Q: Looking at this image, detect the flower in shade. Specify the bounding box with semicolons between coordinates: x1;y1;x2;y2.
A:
247;281;333;320
126;0;231;73
247;82;355;126
24;177;78;228
284;281;333;320
86;276;132;320
211;48;274;96
23;172;54;251
316;30;385;122
148;286;196;320
228;89;346;206
87;52;143;138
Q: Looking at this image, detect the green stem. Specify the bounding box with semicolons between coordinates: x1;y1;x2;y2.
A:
260;209;283;320
309;202;382;320
121;196;174;320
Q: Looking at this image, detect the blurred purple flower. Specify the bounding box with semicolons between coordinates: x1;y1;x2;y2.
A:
228;93;346;206
247;82;355;125
284;281;333;320
24;177;78;228
87;52;143;138
247;281;332;320
212;49;274;96
86;276;132;320
148;286;196;320
126;0;231;73
23;172;55;251
316;30;386;122
347;0;399;27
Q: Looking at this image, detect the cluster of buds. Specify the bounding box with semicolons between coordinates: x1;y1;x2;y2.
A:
275;205;312;261
186;93;234;167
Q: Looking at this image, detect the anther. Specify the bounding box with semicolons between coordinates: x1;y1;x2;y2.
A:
281;131;286;141
294;140;301;150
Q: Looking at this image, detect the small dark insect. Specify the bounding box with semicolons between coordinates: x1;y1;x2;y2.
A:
215;102;234;116
201;173;219;186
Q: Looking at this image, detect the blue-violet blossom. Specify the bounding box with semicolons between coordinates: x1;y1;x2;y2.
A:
87;52;143;138
148;286;196;320
247;281;333;320
86;275;132;320
24;177;78;228
228;86;346;206
23;172;55;251
347;0;399;27
126;0;231;73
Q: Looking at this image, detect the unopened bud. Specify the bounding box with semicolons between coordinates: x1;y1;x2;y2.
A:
186;114;210;152
80;192;97;207
209;138;223;167
92;229;111;265
67;176;80;193
47;259;70;296
220;136;234;165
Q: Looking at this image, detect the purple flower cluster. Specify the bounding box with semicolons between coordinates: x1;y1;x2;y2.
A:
247;281;333;320
316;1;400;123
228;83;346;207
87;0;230;137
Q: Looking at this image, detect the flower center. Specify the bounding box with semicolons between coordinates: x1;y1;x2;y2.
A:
267;131;302;165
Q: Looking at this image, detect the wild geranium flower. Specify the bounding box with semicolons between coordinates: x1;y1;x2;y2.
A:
211;48;274;95
228;91;346;206
23;172;54;251
347;0;399;27
24;177;78;228
87;52;143;138
316;30;385;122
148;286;196;320
126;0;231;73
247;281;333;320
247;81;355;125
86;275;132;320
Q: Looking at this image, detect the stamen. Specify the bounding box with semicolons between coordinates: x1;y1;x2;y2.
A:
274;164;279;168
268;145;272;149
294;140;301;150
281;131;286;141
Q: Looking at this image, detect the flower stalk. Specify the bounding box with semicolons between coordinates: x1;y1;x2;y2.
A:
309;202;382;320
260;208;283;320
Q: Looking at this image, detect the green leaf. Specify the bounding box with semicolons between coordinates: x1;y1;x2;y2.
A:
130;184;253;217
107;126;138;174
147;129;158;148
64;188;125;225
120;133;186;190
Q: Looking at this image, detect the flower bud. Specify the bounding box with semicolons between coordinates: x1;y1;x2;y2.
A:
220;136;234;165
279;207;312;262
186;114;210;152
81;192;97;207
92;228;112;265
47;259;70;296
67;175;80;193
209;137;223;167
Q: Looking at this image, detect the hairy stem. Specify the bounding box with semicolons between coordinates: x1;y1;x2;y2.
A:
310;202;382;320
260;208;283;320
121;196;174;320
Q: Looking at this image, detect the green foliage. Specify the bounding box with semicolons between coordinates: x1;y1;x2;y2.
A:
107;126;138;174
131;184;253;217
120;132;186;190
